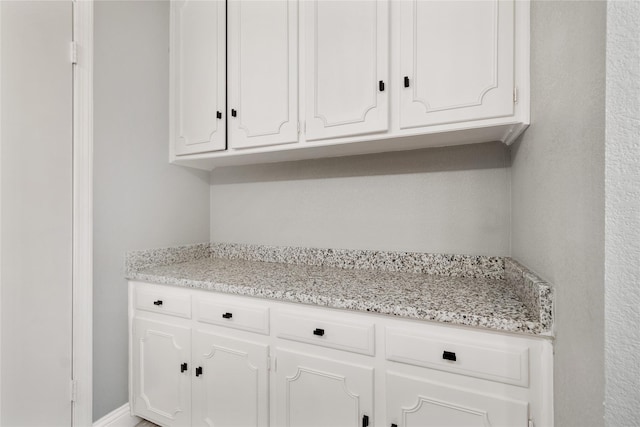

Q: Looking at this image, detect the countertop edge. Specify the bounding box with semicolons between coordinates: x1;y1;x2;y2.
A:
127;272;547;336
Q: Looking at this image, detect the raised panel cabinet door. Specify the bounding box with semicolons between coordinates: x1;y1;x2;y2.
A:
228;0;299;149
399;0;515;129
304;0;389;141
386;372;528;427
275;349;374;427
191;330;269;427
132;318;192;427
171;0;226;155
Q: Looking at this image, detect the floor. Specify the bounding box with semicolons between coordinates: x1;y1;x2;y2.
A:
135;420;158;427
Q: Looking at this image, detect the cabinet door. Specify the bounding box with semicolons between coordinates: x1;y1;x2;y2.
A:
399;0;515;129
386;372;528;427
171;0;226;155
132;318;191;427
192;330;269;427
275;349;374;427
304;0;389;141
228;0;298;149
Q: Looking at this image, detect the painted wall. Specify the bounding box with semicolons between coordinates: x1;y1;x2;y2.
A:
604;1;640;424
510;1;606;426
93;0;210;420
211;142;511;256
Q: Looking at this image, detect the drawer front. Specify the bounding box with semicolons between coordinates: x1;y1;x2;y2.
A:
385;327;529;387
135;288;191;319
274;311;375;356
195;297;269;335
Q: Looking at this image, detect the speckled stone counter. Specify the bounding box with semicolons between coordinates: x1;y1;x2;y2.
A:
125;243;554;336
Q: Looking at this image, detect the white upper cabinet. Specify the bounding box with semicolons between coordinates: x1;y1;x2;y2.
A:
228;0;299;149
169;0;529;169
399;0;515;129
171;0;226;155
303;0;389;141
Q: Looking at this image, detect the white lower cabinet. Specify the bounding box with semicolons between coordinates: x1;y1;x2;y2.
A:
275;349;374;427
131;298;269;427
386;372;528;427
192;330;269;427
130;281;553;427
132;318;192;427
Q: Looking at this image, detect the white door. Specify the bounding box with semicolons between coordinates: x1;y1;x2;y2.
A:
192;330;269;427
228;0;298;149
303;0;389;141
399;0;515;129
171;0;226;155
0;2;73;425
275;349;374;427
386;372;528;427
132;318;192;427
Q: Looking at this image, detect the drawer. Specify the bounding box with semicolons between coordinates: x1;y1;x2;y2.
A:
135;287;191;319
274;310;375;356
385;327;529;387
195;297;269;335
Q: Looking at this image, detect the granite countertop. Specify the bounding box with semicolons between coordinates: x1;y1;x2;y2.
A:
125;243;554;336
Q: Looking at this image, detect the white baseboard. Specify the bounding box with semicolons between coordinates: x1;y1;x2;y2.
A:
93;404;141;427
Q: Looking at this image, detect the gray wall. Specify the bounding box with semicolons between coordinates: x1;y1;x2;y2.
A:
93;0;210;421
604;1;640;424
510;1;605;426
211;142;511;256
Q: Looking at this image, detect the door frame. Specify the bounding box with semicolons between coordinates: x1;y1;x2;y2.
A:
0;1;93;424
72;0;94;425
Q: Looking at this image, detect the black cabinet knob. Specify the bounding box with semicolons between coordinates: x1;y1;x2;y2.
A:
231;109;237;117
442;351;457;361
180;362;188;373
216;111;222;119
222;312;233;319
379;80;385;92
362;415;369;427
313;328;325;336
404;76;410;88
195;366;203;377
153;300;163;306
